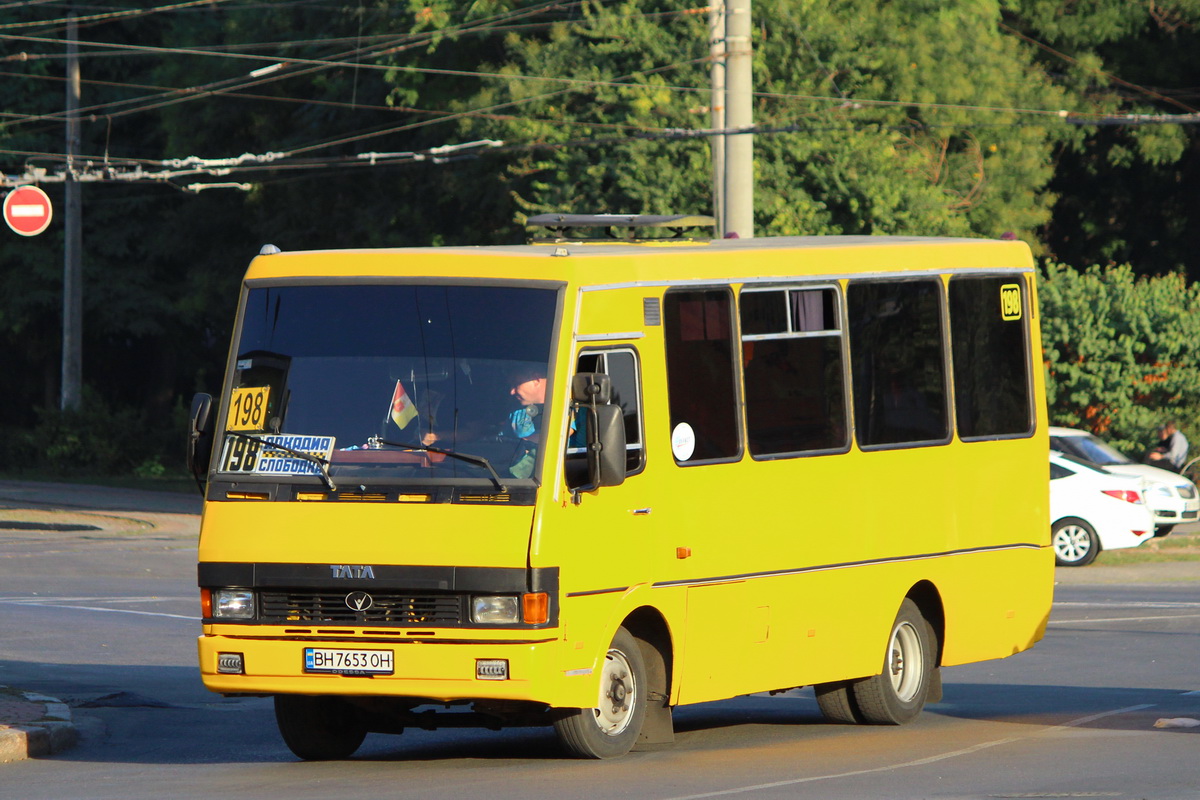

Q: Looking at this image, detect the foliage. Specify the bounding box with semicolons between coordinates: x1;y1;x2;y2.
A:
0;388;190;477
436;0;1075;241
1007;0;1200;275
2;2;1200;476
1038;261;1200;454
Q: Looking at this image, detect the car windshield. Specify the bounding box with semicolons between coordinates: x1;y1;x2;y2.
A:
217;283;559;486
1050;433;1133;466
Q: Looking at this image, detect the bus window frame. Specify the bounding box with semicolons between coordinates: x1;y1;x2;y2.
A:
568;345;647;478
737;282;853;461
847;276;955;453
948;272;1037;443
206;276;569;493
662;285;745;467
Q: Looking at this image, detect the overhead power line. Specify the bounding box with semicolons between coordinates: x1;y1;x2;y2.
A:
0;0;239;31
7;107;1200;193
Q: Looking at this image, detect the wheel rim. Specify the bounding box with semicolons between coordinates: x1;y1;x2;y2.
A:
888;620;924;703
1053;524;1092;562
591;647;637;736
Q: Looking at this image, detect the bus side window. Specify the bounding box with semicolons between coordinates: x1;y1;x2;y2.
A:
566;349;645;488
740;286;849;457
847;280;950;448
663;289;741;463
948;275;1033;439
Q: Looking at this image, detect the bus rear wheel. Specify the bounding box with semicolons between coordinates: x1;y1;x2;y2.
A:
274;695;367;760
850;599;934;725
553;627;647;758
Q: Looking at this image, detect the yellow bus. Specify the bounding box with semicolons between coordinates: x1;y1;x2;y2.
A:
188;215;1053;760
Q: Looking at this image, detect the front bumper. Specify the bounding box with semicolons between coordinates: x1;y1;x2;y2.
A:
198;628;597;708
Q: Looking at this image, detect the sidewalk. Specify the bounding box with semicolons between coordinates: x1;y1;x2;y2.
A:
0;687;77;763
0;479;201;763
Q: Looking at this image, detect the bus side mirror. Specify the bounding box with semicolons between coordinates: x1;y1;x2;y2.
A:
570;373;625;494
589;404;626;488
187;392;214;489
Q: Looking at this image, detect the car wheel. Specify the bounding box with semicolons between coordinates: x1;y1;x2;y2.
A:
1052;517;1100;566
1154;525;1174;538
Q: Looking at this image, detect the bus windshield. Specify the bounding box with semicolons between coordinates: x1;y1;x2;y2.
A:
219;283;559;486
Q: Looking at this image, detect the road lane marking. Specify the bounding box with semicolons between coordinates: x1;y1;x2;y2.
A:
0;598;194;620
1054;601;1200;609
660;705;1154;800
0;596;191;603
1049;613;1200;625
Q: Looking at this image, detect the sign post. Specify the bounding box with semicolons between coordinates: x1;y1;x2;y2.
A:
3;185;54;236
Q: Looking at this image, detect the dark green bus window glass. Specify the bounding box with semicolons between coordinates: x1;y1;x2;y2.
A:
848;280;949;447
949;275;1032;438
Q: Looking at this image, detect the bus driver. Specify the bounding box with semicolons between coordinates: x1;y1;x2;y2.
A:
506;367;547;478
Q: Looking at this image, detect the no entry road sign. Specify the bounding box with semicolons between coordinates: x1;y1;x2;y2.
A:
3;185;53;236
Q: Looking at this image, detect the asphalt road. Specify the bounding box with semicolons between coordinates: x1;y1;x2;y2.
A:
1;481;1198;799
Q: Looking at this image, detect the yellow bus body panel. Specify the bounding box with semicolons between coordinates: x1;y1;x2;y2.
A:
199;235;1052;714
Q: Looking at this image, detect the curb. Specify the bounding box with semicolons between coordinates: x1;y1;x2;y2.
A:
0;687;78;763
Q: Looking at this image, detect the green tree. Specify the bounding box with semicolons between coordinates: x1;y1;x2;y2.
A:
1007;0;1200;276
432;0;1075;240
1038;261;1200;454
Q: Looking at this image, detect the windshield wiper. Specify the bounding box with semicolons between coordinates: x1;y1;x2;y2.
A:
378;439;508;492
223;431;337;491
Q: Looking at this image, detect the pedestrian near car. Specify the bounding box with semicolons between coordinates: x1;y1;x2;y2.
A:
1147;421;1189;472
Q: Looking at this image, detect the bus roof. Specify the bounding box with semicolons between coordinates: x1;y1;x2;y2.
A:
244;235;1034;284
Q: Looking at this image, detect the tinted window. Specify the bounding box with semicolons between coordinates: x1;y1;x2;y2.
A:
848;280;949;447
740;286;848;456
949;275;1033;438
664;289;740;463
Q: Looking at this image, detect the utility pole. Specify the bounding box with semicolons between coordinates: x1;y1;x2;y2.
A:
62;11;83;410
709;3;725;234
722;0;754;238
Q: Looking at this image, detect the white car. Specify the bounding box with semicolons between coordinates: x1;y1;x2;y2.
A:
1049;452;1156;566
1048;426;1199;536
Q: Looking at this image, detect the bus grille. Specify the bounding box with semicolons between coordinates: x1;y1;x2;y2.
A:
259;591;464;625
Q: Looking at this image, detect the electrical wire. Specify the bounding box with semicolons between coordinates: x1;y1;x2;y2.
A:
0;0;240;31
0;0;581;129
997;20;1199;114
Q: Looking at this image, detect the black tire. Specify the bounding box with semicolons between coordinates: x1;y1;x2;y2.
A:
553;627;647;758
1051;517;1100;566
1154;525;1174;538
850;599;934;725
814;680;860;724
274;695;367;761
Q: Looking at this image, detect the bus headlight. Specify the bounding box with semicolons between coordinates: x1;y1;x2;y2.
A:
213;589;256;619
472;595;520;624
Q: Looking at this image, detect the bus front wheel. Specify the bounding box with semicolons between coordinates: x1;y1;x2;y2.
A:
851;599;934;725
274;694;367;760
554;627;647;758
